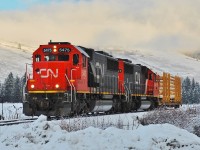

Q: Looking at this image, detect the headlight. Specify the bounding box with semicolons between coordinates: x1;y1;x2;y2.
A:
55;84;59;88
31;84;35;88
53;45;57;52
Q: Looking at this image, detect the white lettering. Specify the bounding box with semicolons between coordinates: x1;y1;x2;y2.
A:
40;69;58;78
95;62;104;76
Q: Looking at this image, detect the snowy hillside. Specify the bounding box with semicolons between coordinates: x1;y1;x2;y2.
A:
0;40;34;83
111;49;200;82
1;40;200;83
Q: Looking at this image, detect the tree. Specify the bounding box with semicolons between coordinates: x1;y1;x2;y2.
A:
182;77;191;104
4;72;14;102
0;82;5;101
0;72;27;103
0;82;1;96
13;76;22;102
182;77;200;104
193;82;200;104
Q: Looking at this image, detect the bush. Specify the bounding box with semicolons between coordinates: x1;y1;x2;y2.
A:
139;107;197;129
59;115;140;132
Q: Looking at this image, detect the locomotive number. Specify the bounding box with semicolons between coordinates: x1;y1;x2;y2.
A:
43;48;52;53
59;48;71;53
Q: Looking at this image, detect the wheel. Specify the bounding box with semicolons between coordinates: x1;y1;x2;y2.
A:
23;102;33;116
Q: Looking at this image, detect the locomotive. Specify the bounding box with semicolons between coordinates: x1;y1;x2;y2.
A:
23;41;182;116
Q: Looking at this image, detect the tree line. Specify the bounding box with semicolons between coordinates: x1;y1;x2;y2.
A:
182;77;200;104
0;72;25;103
0;72;199;104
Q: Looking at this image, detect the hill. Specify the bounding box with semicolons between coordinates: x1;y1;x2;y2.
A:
0;40;33;83
111;49;200;82
1;40;200;83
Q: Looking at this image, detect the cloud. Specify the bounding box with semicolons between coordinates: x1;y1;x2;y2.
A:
0;0;200;52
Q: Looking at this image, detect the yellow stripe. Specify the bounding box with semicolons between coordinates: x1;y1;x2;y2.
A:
28;90;159;98
28;90;66;94
77;91;90;93
77;91;125;95
131;94;159;98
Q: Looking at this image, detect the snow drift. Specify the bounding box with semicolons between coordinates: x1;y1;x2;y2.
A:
1;115;200;150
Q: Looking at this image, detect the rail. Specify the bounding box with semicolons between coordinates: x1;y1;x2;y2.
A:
0;118;37;126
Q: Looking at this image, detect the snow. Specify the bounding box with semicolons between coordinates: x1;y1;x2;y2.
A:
1;103;200;150
111;49;200;82
0;40;33;83
1;116;200;150
0;103;31;120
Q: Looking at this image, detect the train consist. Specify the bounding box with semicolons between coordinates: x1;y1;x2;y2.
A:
23;41;182;116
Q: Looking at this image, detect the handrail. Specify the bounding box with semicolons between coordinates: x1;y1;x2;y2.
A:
124;84;130;102
65;74;73;102
71;82;77;104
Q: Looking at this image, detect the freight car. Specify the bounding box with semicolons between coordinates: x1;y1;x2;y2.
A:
23;41;182;116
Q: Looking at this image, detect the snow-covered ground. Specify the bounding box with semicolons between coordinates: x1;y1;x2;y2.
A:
1;103;200;150
1;114;200;149
0;103;26;120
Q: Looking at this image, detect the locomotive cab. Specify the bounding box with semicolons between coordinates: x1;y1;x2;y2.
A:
23;42;89;116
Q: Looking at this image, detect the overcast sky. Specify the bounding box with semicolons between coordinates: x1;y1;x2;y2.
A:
0;0;200;52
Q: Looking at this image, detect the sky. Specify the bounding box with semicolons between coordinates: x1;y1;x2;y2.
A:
0;0;200;52
0;0;52;10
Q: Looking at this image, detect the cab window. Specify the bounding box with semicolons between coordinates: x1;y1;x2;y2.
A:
73;54;79;65
45;55;56;61
35;55;41;62
58;55;69;61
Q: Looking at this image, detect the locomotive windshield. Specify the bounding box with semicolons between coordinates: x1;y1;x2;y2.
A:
45;55;56;61
42;54;69;61
58;55;69;61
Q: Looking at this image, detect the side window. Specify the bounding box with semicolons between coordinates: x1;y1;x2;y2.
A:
149;73;152;80
82;55;86;67
107;58;118;71
35;55;41;62
73;54;79;65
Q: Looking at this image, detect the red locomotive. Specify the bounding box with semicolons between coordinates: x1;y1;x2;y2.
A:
23;41;182;116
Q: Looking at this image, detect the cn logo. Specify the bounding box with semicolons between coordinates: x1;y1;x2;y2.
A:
40;69;58;78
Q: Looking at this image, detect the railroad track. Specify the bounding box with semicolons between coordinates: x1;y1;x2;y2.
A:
0;109;149;126
0;118;38;126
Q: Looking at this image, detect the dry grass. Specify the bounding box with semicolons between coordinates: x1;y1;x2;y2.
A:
59;115;140;132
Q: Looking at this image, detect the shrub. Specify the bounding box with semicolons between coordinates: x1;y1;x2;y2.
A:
59;115;138;132
193;125;200;137
139;107;196;129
